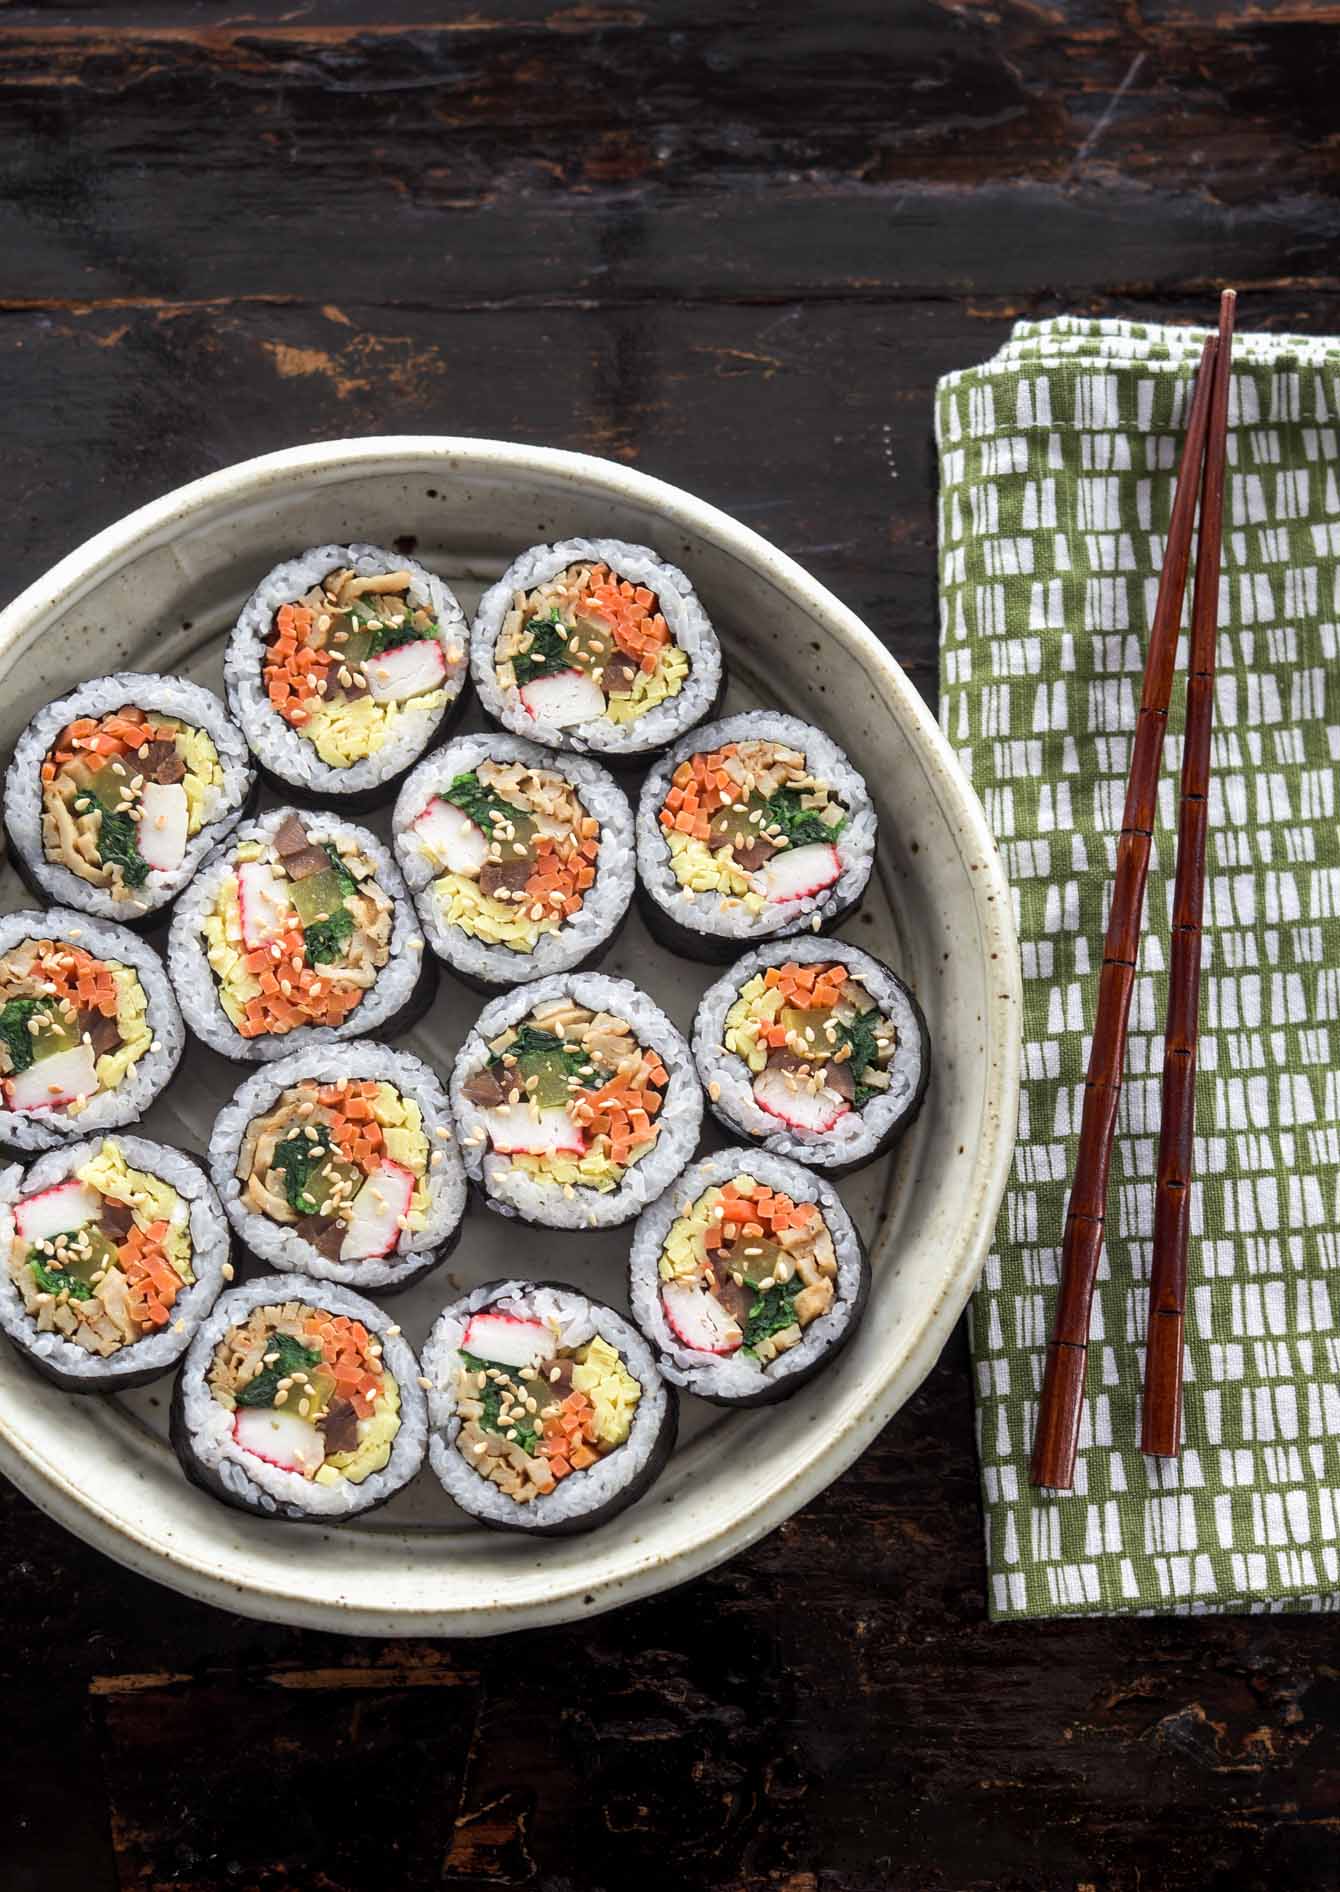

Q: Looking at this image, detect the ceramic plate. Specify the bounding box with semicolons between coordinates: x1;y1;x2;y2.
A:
0;439;1019;1635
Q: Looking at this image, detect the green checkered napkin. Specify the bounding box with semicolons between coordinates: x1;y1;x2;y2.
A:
937;317;1340;1618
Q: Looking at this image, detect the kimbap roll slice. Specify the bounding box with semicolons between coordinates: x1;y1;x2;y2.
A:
0;910;184;1155
472;538;722;762
0;1135;231;1392
168;807;434;1061
450;973;702;1228
210;1043;466;1293
170;1274;427;1521
694;939;929;1174
4;677;256;925
224;543;468;807
391;732;635;990
636;711;876;962
423;1279;676;1534
628;1147;868;1406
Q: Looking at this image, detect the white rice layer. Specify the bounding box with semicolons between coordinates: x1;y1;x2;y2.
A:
0;1136;231;1385
0;908;184;1154
391;732;635;985
627;1145;865;1399
175;1272;427;1519
471;537;722;757
693;936;927;1166
450;971;703;1228
423;1278;671;1531
635;711;876;945
224;542;468;796
167;806;424;1062
4;673;255;921
210;1041;466;1291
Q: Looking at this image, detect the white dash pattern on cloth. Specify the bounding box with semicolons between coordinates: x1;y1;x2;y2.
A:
938;315;1340;1619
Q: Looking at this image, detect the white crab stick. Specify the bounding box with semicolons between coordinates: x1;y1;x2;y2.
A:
137;781;189;873
757;843;843;905
753;1065;850;1135
237;860;291;950
461;1311;551;1371
14;1179;101;1245
661;1281;743;1355
364;640;447;704
479;1104;585;1157
413;797;488;874
340;1158;415;1262
518;670;604;727
234;1407;326;1477
6;1044;100;1114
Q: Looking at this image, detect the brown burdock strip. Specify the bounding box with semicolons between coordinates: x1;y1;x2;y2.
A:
1141;290;1237;1459
1029;323;1220;1493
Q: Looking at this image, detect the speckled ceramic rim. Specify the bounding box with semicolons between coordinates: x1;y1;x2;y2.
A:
0;437;1021;1636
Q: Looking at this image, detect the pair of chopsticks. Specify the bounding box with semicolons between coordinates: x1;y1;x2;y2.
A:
1029;290;1236;1492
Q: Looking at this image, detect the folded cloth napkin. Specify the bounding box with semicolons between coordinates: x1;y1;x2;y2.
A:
938;316;1340;1619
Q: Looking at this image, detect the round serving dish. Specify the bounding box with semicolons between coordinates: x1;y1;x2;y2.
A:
0;437;1019;1636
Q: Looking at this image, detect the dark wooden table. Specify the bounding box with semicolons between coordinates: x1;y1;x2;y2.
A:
4;5;1339;1887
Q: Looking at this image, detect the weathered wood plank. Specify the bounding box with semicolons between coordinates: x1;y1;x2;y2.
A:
4;1338;1336;1889
5;288;1339;649
0;6;1336;308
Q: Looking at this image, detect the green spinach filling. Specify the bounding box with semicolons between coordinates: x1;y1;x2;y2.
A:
300;847;358;968
270;1131;339;1218
833;1014;883;1108
236;1331;325;1409
460;1348;541;1454
0;999;52;1078
512;613;572;687
764;786;846;850
443;771;529;838
29;1251;94;1302
742;1278;802;1355
72;791;151;888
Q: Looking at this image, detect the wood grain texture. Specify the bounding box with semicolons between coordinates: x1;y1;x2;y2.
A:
2;5;1339;1888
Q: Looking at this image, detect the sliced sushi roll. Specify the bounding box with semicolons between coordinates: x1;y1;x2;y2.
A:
0;1135;231;1393
423;1278;677;1535
636;711;876;962
694;939;929;1175
170;1273;427;1522
168;807;434;1062
4;676;256;926
472;538;723;763
224;543;469;809
627;1147;868;1406
450;972;702;1228
210;1043;466;1294
391;732;635;991
0;909;184;1156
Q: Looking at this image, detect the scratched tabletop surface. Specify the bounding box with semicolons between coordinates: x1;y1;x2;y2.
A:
3;6;1339;1889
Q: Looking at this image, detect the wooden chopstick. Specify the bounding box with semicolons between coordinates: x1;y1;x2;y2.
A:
1141;289;1236;1457
1029;325;1221;1492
